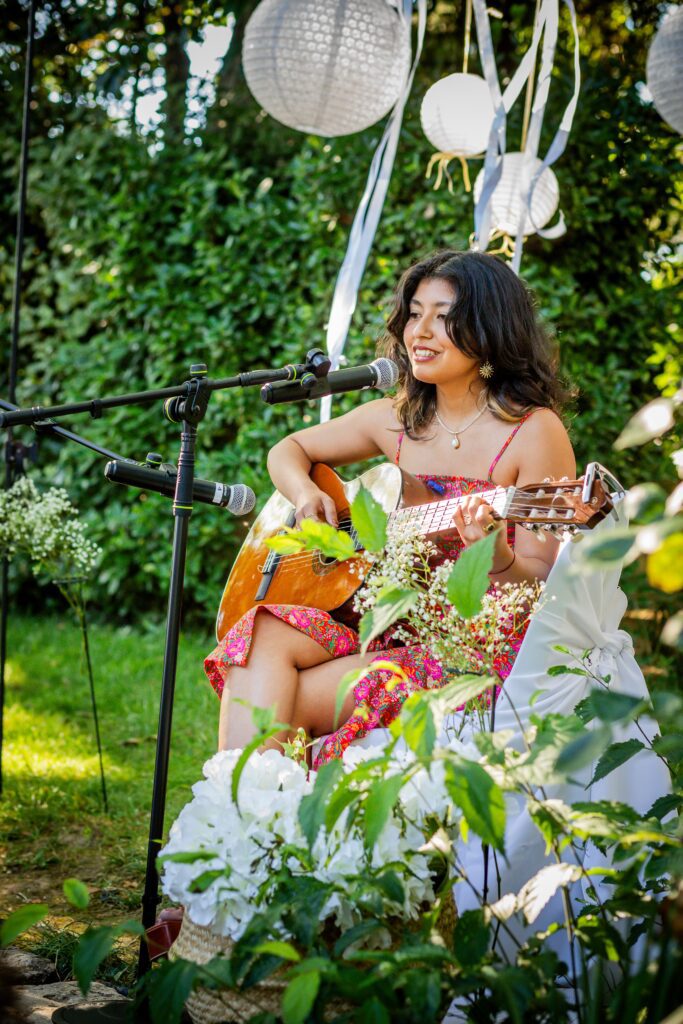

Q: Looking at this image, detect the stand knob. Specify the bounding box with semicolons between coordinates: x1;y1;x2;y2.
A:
145;452;163;468
190;363;207;377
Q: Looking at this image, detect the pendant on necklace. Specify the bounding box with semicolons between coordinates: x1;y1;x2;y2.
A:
451;435;461;449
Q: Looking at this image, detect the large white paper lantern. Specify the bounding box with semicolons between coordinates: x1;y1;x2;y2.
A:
242;0;411;137
420;73;495;156
473;152;560;237
646;6;683;136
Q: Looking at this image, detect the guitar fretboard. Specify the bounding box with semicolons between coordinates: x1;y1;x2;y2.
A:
388;486;508;539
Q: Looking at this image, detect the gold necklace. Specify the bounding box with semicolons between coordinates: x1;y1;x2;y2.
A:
434;403;486;449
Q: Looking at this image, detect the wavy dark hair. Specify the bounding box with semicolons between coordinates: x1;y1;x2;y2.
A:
379;249;571;436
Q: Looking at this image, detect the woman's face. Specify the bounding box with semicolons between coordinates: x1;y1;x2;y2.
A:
403;277;479;386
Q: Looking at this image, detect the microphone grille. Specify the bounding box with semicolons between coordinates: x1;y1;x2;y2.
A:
371;358;400;391
227;484;257;516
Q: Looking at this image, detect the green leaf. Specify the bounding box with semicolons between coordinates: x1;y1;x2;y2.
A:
646;793;682;820
661;611;683;651
359;585;418;653
554;725;612;775
231;724;288;808
373;869;405;905
446;531;497;618
357;997;390;1024
253;940;301;962
282;970;320;1024
445;758;506;851
299;519;356;561
299;760;344;848
0;904;49;947
399;693;436;758
351;487;388;553
188;870;225;893
158;850;218;865
516;863;582;923
265;533;306;555
435;673;497;708
613;397;675;449
573;528;638;568
363;774;406;850
73;921;143;995
589;739;645;786
576;689;648;725
452;909;490;966
63;878;90;910
147;956;200;1024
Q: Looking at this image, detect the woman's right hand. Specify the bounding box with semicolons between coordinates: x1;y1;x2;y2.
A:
294;485;339;528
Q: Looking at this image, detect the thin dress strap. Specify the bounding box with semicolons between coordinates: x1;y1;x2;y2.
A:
488;410;536;480
395;430;405;466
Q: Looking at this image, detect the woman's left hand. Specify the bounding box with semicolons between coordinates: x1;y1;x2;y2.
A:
452;494;512;567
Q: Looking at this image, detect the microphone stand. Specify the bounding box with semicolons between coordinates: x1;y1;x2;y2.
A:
0;351;331;1009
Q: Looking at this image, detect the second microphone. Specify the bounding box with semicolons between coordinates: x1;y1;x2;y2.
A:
104;460;256;515
260;357;399;405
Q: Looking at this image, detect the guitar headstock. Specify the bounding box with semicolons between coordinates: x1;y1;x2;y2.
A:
506;469;615;536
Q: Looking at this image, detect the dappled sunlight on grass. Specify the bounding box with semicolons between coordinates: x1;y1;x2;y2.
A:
1;615;217;920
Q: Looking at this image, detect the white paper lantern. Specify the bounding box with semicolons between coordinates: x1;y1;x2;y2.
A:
646;6;683;136
473;152;560;237
242;0;411;137
420;73;496;156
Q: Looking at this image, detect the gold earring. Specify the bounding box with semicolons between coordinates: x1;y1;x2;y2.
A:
479;360;494;380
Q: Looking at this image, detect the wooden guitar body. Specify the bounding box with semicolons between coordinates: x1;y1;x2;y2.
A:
215;463;433;641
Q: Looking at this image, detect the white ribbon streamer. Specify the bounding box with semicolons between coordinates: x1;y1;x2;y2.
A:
320;0;427;423
473;0;581;273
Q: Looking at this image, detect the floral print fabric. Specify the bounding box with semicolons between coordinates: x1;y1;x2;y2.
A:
204;471;530;769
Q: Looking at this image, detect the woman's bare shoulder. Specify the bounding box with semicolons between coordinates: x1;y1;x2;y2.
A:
511;408;576;483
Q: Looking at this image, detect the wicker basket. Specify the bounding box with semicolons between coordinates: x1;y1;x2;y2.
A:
169;914;285;1024
170;892;457;1024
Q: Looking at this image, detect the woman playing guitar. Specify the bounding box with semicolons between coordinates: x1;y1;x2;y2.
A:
204;250;576;765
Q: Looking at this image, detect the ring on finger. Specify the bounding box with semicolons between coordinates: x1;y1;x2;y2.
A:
484;521;497;534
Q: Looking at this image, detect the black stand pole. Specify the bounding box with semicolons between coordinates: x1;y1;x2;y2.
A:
137;374;209;977
0;0;35;796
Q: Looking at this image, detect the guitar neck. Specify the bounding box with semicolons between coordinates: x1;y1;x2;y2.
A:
389;486;510;539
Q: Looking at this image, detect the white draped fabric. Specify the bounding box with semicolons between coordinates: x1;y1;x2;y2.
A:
323;501;671;962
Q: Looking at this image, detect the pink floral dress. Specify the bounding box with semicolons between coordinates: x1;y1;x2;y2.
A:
204;416;534;767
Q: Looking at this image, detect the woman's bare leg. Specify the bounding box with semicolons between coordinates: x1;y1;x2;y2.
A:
218;612;337;750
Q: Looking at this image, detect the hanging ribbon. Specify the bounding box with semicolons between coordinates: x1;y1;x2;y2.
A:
320;0;427;423
511;0;581;271
472;0;581;272
471;0;552;256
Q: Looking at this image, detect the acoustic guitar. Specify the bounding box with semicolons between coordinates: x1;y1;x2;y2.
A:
215;462;614;641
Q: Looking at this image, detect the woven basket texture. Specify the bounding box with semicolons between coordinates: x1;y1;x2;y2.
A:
169;891;457;1024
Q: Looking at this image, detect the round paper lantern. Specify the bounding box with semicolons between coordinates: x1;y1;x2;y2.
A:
242;0;411;137
420;73;496;156
473;152;560;236
646;6;683;135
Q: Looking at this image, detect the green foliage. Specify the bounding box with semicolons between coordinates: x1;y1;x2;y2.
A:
351;487;388;553
446;531;497;618
359;585;419;653
0;904;49;947
63;878;90;910
1;1;680;623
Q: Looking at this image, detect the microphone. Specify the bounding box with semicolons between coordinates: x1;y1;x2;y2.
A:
104;459;256;515
260;357;399;405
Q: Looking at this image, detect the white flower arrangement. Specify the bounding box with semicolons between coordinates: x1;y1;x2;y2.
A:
0;476;101;581
160;743;468;943
354;517;542;681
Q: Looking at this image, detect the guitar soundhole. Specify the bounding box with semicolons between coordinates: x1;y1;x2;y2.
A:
312;553;339;576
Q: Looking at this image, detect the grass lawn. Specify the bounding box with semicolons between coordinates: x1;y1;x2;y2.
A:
1;612;219;982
